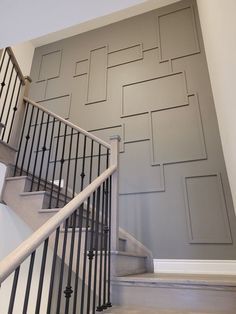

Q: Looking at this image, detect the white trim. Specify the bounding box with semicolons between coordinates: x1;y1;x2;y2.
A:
154;259;236;275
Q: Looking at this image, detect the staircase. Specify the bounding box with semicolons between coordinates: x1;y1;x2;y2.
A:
1;47;236;314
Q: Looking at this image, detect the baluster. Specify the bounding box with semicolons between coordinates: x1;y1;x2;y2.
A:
64;127;74;206
103;150;110;308
44;117;56;191
80;197;91;313
0;54;10;99
56;123;67;208
35;238;49;314
0;65;14;121
6;79;22;143
1;72;18;141
14;101;30;176
23;251;36;314
26;107;39;176
8;266;20;314
72;132;80;198
97;182;106;312
106;176;112;308
47;227;60;314
92;186;102;313
72;204;84;314
37;113;50;190
19;104;35;175
80;135;87;192
49;120;61;209
30;110;45;191
64;210;77;313
56;218;69;314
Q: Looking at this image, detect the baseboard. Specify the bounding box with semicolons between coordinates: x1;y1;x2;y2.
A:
154;259;236;275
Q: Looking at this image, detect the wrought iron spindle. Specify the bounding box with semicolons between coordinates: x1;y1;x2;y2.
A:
19;104;35;175
72;132;80;198
44;117;56;191
8;266;20;314
37;113;50;190
26;107;39;176
6;79;22;143
106;177;112;308
0;55;10;99
47;227;60;314
23;251;36;314
49;120;61;209
1;72;18;141
64;128;74;205
14;101;30;176
35;238;49;314
30;110;45;191
80;135;87;192
0;65;14;121
64;210;77;313
80;197;91;313
56;218;69;314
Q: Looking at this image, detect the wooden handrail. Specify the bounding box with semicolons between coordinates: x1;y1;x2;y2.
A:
0;165;117;283
24;97;111;149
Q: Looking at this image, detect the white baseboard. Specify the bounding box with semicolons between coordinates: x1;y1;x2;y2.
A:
154;259;236;275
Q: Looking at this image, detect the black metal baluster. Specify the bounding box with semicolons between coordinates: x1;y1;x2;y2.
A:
6;79;22;143
84;139;95;313
56;124;67;208
92;186;101;313
64;128;74;206
19;104;35;175
30;110;45;191
0;49;7;73
14;102;29;176
23;251;36;314
56;218;69;314
26;107;39;176
1;72;18;141
106;177;112;308
8;266;20;314
86;191;96;314
47;226;60;314
72;204;84;314
80;135;87;192
35;238;49;314
97;182;105;312
44;117;56;191
37;113;50;190
72;132;80;198
80;197;91;314
0;55;10;100
64;210;77;313
49;121;61;209
0;65;14;121
102;151;110;308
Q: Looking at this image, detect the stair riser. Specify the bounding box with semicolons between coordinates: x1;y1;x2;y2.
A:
111;254;147;277
111;283;236;313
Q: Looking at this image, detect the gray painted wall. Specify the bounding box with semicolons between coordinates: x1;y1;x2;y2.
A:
29;0;236;259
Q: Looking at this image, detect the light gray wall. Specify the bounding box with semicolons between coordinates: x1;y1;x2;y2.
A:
29;0;236;259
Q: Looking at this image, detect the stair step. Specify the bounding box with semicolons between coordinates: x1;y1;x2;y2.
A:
111;273;236;313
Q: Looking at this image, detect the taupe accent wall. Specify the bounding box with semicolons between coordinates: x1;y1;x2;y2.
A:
29;0;236;259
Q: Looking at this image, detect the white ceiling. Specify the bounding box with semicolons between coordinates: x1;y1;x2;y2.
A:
0;0;179;49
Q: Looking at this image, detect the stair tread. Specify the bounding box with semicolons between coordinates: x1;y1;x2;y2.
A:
112;250;147;258
113;272;236;286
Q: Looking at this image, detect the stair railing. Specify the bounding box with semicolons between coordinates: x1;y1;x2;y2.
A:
0;47;120;313
0;47;30;146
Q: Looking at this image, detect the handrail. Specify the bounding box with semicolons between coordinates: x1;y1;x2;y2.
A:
6;47;25;85
24;97;111;149
0;164;117;284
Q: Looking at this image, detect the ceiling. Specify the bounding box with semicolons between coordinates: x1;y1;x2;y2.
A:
0;0;179;48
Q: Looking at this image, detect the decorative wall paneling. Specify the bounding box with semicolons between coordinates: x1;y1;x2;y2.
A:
29;0;236;258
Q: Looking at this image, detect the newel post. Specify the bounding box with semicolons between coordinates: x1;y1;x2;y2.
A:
9;76;32;148
110;135;120;251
